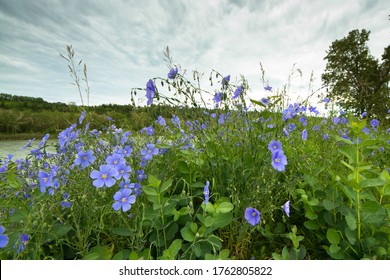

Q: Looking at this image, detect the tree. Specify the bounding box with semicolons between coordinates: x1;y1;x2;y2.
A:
322;29;390;119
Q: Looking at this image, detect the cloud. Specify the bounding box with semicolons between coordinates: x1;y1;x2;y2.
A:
0;0;389;106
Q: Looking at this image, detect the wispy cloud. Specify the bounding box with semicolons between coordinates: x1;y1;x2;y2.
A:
0;0;388;106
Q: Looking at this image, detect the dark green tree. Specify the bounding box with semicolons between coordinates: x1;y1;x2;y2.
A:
322;29;390;119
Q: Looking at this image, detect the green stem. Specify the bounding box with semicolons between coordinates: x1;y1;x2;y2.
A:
355;137;361;244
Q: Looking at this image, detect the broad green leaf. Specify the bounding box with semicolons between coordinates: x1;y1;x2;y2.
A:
327;228;340;245
142;185;158;196
129;251;139;260
112;249;130;260
344;227;357;245
189;222;198;233
50;223;73;238
338;146;357;163
10;209;28;223
112;228;131;236
334;135;354;145
361;200;387;224
329;244;340;254
205;216;214;227
160;179;173;193
181;224;195;242
304;220;321;230
177;161;190;174
217;202;234;213
190;182;206;189
207;235;222;250
345;214;357;230
148;174;161;188
323;199;338;210
305;211;318;220
360;178;385;189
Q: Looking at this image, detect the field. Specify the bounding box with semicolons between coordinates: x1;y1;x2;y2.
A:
0;66;389;260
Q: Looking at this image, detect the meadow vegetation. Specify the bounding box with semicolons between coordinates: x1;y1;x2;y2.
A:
0;45;389;260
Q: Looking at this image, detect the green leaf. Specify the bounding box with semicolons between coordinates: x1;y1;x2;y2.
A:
181;224;196;242
112;249;130;260
345;214;357;230
142;186;158;196
361;200;387;224
327;228;340;245
323;199;338;210
204;216;214;227
304;220;321;230
217;202;234;213
190;222;198;233
50;223;73;238
329;244;340;254
160;179;173;193
83;245;112;260
250;98;266;107
360;178;385;189
177;161;190;174
204;202;215;214
161;239;182;260
129;251;139;260
10;209;27;223
148;174;161;188
112;228;131;236
190;182;206;189
207;235;223;250
338;145;357;163
344;227;357;245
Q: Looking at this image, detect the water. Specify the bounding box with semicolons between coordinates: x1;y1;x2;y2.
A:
0;139;57;160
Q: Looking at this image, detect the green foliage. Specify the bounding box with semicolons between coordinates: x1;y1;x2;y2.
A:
322;29;390;119
0;43;389;260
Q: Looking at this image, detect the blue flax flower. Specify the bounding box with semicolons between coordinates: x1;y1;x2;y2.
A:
245;207;260;226
61;193;72;208
156;116;166;126
283;200;290;217
90;165;118;188
137;170;147;181
214;92;223;105
140;144;159;161
204;181;210;205
0;226;9;248
38;171;54;193
233;86;242;99
271;150;287;172
264;85;272;91
146;79;156;106
370;119;379;128
260;97;269;106
268;140;283;153
74;150;96;169
171;115;181;127
112;188;136;212
168;67;178;79
16;233;29;253
222;75;230;86
106;153;125;170
78;111;86;124
115;163;132;180
301;129;308;141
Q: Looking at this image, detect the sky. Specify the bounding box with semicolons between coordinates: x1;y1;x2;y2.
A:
0;0;389;108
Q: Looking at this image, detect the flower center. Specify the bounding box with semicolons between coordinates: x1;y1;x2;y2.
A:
101;173;107;179
121;197;127;203
252;212;257;217
275;158;280;163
